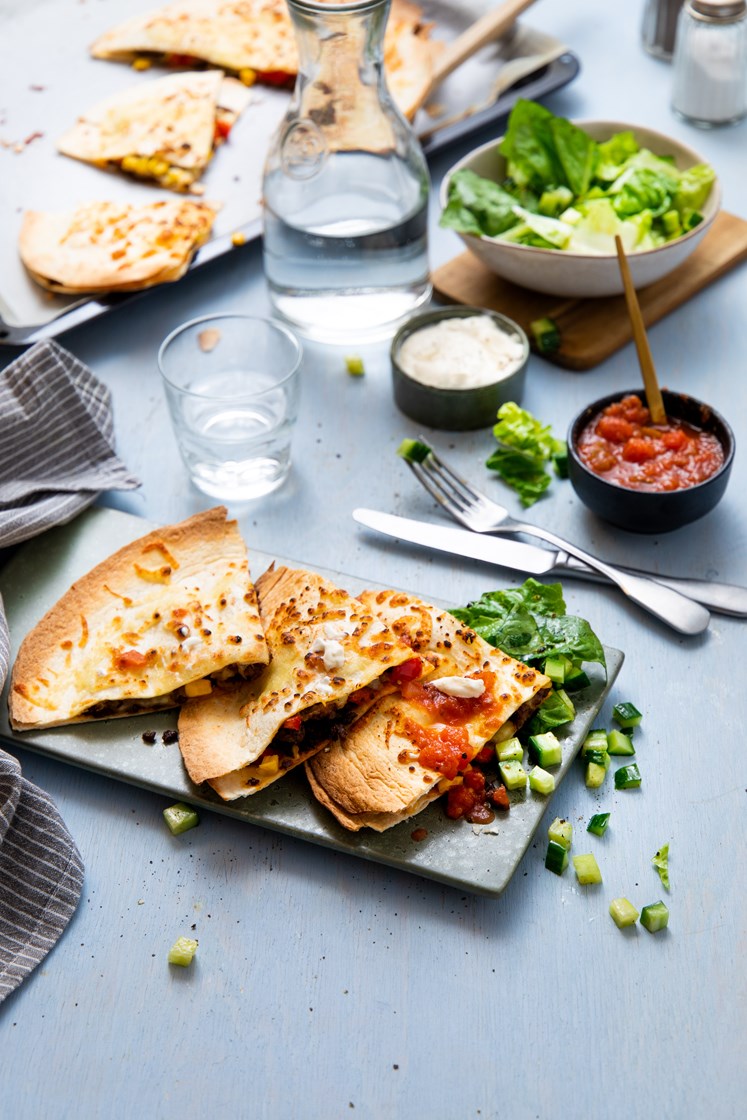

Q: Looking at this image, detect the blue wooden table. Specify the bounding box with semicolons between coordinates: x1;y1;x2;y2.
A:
1;2;745;1117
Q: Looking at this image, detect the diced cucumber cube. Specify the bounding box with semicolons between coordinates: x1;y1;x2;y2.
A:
528;730;562;767
640;901;669;933
397;438;431;463
544;655;572;685
563;666;590;692
163;802;200;835
607;729;635;756
548;817;572;849
498;759;527;790
528;765;555;795
587;812;610;836
545;840;569;875
612;702;642;729
582;729;609;756
572;853;602;884
497;736;524;762
344;355;365;376
585;761;607;789
553;447;569;479
614;763;642;789
168;936;198;966
609;898;640;928
584;749;610;770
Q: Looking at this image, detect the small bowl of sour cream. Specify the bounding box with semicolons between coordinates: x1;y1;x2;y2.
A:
391;306;529;430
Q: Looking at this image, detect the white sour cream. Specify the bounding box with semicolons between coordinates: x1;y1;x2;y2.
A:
310;636;346;672
430;676;486;698
397;315;525;390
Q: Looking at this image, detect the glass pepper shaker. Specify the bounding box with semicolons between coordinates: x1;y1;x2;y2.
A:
671;0;747;126
641;0;685;60
261;0;432;344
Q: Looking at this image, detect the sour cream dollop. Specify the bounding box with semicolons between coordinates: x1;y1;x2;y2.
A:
397;315;525;390
429;676;486;698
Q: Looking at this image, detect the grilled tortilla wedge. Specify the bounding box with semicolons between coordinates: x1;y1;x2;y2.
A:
19;198;218;295
57;70;251;192
9;507;268;731
306;589;551;832
178;566;431;797
90;0;440;119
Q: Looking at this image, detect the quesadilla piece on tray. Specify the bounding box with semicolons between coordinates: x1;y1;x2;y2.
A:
306;590;552;833
178;565;431;798
18;198;218;295
9;508;269;732
57;70;251;192
90;0;440;119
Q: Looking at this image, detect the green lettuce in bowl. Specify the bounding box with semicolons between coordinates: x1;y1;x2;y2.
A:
439;100;720;298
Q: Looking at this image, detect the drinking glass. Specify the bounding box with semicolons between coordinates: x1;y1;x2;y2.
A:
158;314;302;500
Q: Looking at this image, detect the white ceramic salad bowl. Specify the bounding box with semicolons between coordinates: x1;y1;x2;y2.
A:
439;120;722;298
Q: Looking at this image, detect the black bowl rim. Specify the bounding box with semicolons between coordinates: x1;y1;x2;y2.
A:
567;388;735;498
390;305;529;399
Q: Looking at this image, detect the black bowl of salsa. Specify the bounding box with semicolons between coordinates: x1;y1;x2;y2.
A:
567;390;734;533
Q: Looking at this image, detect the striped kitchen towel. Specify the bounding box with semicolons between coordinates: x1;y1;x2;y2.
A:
0;748;84;1004
0;339;139;1001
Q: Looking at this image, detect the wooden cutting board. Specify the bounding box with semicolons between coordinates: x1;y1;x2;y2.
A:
432;211;747;371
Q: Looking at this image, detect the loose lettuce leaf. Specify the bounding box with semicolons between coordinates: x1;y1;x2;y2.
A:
673;163;716;214
506;206;572;249
549;116;597;196
499;99;566;193
595;130;640;180
492;402;563;461
440;169;521;237
525;689;577;735
611;167;675;218
484;445;554;506
652;844;670;890
486;403;565;507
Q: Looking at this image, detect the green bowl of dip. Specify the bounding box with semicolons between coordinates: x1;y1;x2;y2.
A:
391;305;529;431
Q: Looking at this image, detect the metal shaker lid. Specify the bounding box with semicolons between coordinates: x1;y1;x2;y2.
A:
690;0;746;20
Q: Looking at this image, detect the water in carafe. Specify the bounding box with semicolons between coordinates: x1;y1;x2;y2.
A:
262;0;431;343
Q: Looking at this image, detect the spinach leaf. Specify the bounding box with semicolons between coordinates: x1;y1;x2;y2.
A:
439;169;521;237
452;579;605;671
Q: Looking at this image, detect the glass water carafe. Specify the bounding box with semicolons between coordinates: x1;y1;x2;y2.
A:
261;0;432;344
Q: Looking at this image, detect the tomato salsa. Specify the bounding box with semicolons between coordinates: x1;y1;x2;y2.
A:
400;670;498;725
576;395;724;493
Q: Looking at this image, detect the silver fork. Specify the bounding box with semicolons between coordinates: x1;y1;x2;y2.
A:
407;447;710;636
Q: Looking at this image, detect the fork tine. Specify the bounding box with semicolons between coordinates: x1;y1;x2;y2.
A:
418;439;486;506
407;460;465;519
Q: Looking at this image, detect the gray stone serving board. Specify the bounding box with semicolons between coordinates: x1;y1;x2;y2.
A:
0;506;622;896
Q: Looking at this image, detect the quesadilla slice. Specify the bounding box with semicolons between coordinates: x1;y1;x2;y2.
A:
306;590;552;832
178;566;431;798
90;0;440;119
57;70;252;191
19;198;218;295
9;507;269;731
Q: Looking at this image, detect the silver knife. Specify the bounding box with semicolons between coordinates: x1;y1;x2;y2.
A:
353;509;747;617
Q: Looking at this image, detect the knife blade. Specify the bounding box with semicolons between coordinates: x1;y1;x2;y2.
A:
353;509;747;617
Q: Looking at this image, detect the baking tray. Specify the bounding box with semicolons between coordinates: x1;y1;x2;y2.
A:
0;505;622;897
0;0;579;345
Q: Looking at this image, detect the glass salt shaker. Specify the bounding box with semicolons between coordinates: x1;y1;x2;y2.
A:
261;0;432;344
641;0;685;60
671;0;747;126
